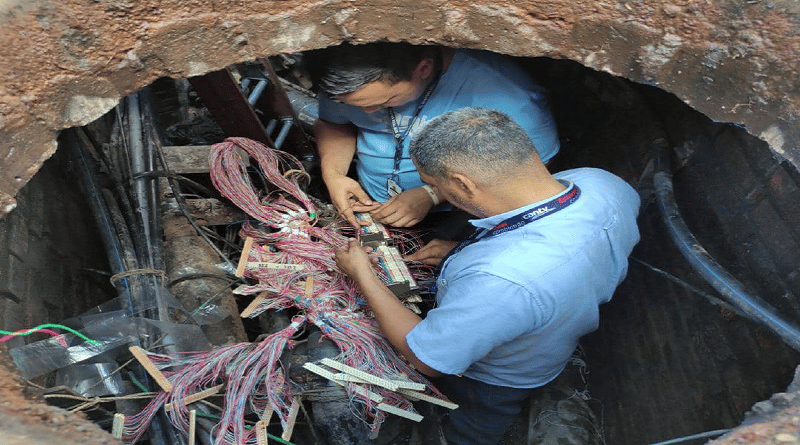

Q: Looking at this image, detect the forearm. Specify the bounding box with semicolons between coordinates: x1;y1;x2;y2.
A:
314;119;357;181
353;270;440;376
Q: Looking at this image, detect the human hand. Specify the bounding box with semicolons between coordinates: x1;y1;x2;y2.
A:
404;239;458;266
325;175;381;228
370;187;436;228
335;239;377;280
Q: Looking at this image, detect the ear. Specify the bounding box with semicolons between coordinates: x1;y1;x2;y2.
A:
450;172;479;198
413;57;435;81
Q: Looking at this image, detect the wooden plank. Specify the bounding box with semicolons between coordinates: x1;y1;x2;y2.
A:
377;402;423;422
240;291;269;318
281;398;301;441
302;362;384;403
164;384;224;411
188;69;273;145
129;346;173;392
162;145;250;174
235;237;255;277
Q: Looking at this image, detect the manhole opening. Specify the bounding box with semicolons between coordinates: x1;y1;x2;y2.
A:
2;45;799;445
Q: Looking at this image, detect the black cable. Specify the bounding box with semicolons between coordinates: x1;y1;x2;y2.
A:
649;428;731;445
652;138;800;352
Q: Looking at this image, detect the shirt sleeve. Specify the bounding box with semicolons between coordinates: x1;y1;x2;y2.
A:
317;94;353;125
406;271;550;375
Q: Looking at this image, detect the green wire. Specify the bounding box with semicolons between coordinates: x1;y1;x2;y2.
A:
244;423;297;445
193;410;297;445
0;323;103;345
2;325;298;445
127;373;150;393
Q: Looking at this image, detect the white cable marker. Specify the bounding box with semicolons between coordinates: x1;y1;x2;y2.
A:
398;389;459;410
281;398;301;441
112;413;125;440
248;262;306;271
377;403;423;422
302;362;384;403
320;358;400;391
332;372;426;392
188;410;197;445
255;419;269;445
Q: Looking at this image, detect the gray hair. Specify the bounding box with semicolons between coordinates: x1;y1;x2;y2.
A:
409;107;540;179
304;42;431;97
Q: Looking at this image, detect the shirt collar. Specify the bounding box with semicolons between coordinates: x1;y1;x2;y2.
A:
468;180;574;230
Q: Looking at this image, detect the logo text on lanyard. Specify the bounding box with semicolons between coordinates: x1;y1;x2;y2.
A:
430;182;581;293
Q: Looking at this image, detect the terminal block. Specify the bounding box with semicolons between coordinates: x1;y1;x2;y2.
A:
375;244;418;296
354;213;417;297
355;212;392;246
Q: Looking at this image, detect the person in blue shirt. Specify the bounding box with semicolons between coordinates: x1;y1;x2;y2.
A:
305;42;560;229
335;107;640;445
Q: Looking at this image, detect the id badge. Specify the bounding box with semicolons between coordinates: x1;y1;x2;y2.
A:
387;178;403;197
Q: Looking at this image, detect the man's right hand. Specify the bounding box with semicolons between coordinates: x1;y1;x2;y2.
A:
326;174;381;228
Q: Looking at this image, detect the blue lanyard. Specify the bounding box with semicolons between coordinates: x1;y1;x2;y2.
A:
436;181;581;279
386;62;442;188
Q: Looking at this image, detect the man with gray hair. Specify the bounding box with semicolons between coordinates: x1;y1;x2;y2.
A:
335;107;640;444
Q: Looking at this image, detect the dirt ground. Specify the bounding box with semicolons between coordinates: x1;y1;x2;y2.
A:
0;347;119;445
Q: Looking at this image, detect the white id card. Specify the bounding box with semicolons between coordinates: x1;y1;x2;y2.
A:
387;178;403;197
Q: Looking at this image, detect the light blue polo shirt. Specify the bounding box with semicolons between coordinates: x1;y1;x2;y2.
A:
318;48;560;202
406;168;641;388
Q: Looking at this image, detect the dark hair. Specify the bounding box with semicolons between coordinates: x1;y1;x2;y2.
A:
409;107;540;178
304;42;430;97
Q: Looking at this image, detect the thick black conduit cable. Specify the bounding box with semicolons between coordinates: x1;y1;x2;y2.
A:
78;125;146;271
68;127;178;445
652;139;800;352
65;128;136;313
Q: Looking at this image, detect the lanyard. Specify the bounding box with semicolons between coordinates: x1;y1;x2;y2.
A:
436;181;581;278
386;58;443;189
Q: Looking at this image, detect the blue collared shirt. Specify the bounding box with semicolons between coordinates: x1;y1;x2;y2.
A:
406;168;641;388
319;48;560;202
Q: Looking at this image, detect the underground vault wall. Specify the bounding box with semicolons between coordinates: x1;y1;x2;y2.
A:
1;1;800;444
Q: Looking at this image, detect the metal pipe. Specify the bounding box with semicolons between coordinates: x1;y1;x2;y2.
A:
265;118;278;136
653;140;800;352
273;117;294;150
240;78;251;93
282;81;319;130
247;79;269;105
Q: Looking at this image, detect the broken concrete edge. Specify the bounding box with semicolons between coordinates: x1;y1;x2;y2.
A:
708;364;800;444
1;1;799;220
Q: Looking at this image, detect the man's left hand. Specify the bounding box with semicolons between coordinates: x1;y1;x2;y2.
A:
370;187;435;227
404;239;458;266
